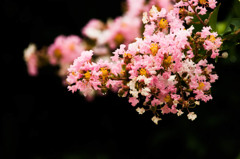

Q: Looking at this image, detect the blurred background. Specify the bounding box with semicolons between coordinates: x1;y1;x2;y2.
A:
1;0;240;158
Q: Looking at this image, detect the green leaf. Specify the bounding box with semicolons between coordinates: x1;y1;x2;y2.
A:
234;0;240;18
221;29;240;51
224;18;240;33
208;3;221;31
191;14;208;33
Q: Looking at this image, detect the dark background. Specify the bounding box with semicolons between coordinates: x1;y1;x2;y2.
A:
1;0;240;159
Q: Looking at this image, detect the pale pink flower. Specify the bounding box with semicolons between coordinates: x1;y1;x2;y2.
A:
195;6;207;15
48;35;84;65
82;19;105;39
126;0;145;17
177;109;184;116
208;0;217;9
129;97;139;106
151;98;162;106
24;44;38;76
136;107;146;115
152;116;162;125
187;112;197;121
161;104;171;114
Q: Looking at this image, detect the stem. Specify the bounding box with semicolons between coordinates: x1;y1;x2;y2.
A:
110;77;127;80
187;1;207;26
222;28;240;41
176;73;185;99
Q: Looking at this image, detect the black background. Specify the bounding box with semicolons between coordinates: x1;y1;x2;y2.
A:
2;0;240;159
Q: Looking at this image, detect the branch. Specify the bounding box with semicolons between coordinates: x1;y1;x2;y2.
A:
187;1;207;26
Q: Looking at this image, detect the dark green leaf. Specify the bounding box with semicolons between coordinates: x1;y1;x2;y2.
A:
234;0;240;18
208;3;221;31
229;24;235;32
224;18;240;33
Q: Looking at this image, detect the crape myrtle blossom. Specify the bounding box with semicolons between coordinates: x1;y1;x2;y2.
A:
24;0;174;81
48;35;85;66
45;35;86;82
24;44;38;76
67;0;222;124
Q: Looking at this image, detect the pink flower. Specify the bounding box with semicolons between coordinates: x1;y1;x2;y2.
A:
65;0;222;123
170;105;178;114
208;0;217;9
82;19;105;39
103;16;141;49
23;44;38;76
151;98;161;106
48;35;85;65
195;6;207;15
129;97;139;106
126;0;145;17
209;74;218;83
161;104;171;114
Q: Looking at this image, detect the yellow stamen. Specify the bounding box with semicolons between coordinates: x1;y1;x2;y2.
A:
72;72;76;76
150;43;158;56
198;82;205;90
163;55;172;69
84;71;91;81
209;35;216;43
159;18;168;29
123;53;132;59
140;68;147;76
199;0;207;5
164;56;172;65
101;68;108;76
120;69;125;75
114;33;124;45
164;94;171;103
69;43;75;51
54;49;62;60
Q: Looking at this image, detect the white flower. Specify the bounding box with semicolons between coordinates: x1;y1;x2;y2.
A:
173;100;179;106
84;28;102;39
127;79;139;98
177;109;184;116
142;12;149;24
187;112;197;121
24;43;36;61
168;75;176;82
136;107;145;115
151;116;162;125
149;5;158;16
141;87;151;96
195;101;200;105
130;90;139;98
127;78;137;89
137;75;151;85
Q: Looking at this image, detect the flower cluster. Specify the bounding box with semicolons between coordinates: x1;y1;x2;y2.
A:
23;0;173;80
67;0;223;124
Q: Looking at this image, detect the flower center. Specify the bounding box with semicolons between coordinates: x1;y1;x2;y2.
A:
159;18;168;29
140;68;147;76
84;71;91;81
199;0;207;5
69;43;75;51
198;82;205;90
164;94;171;103
123;53;132;58
100;68;109;81
150;43;158;56
54;48;62;60
209;35;216;43
163;55;172;69
114;33;124;45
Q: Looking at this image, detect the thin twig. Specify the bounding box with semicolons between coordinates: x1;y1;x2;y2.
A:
187;1;207;26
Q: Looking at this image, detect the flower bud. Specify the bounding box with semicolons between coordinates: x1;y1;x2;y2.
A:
221;52;228;59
